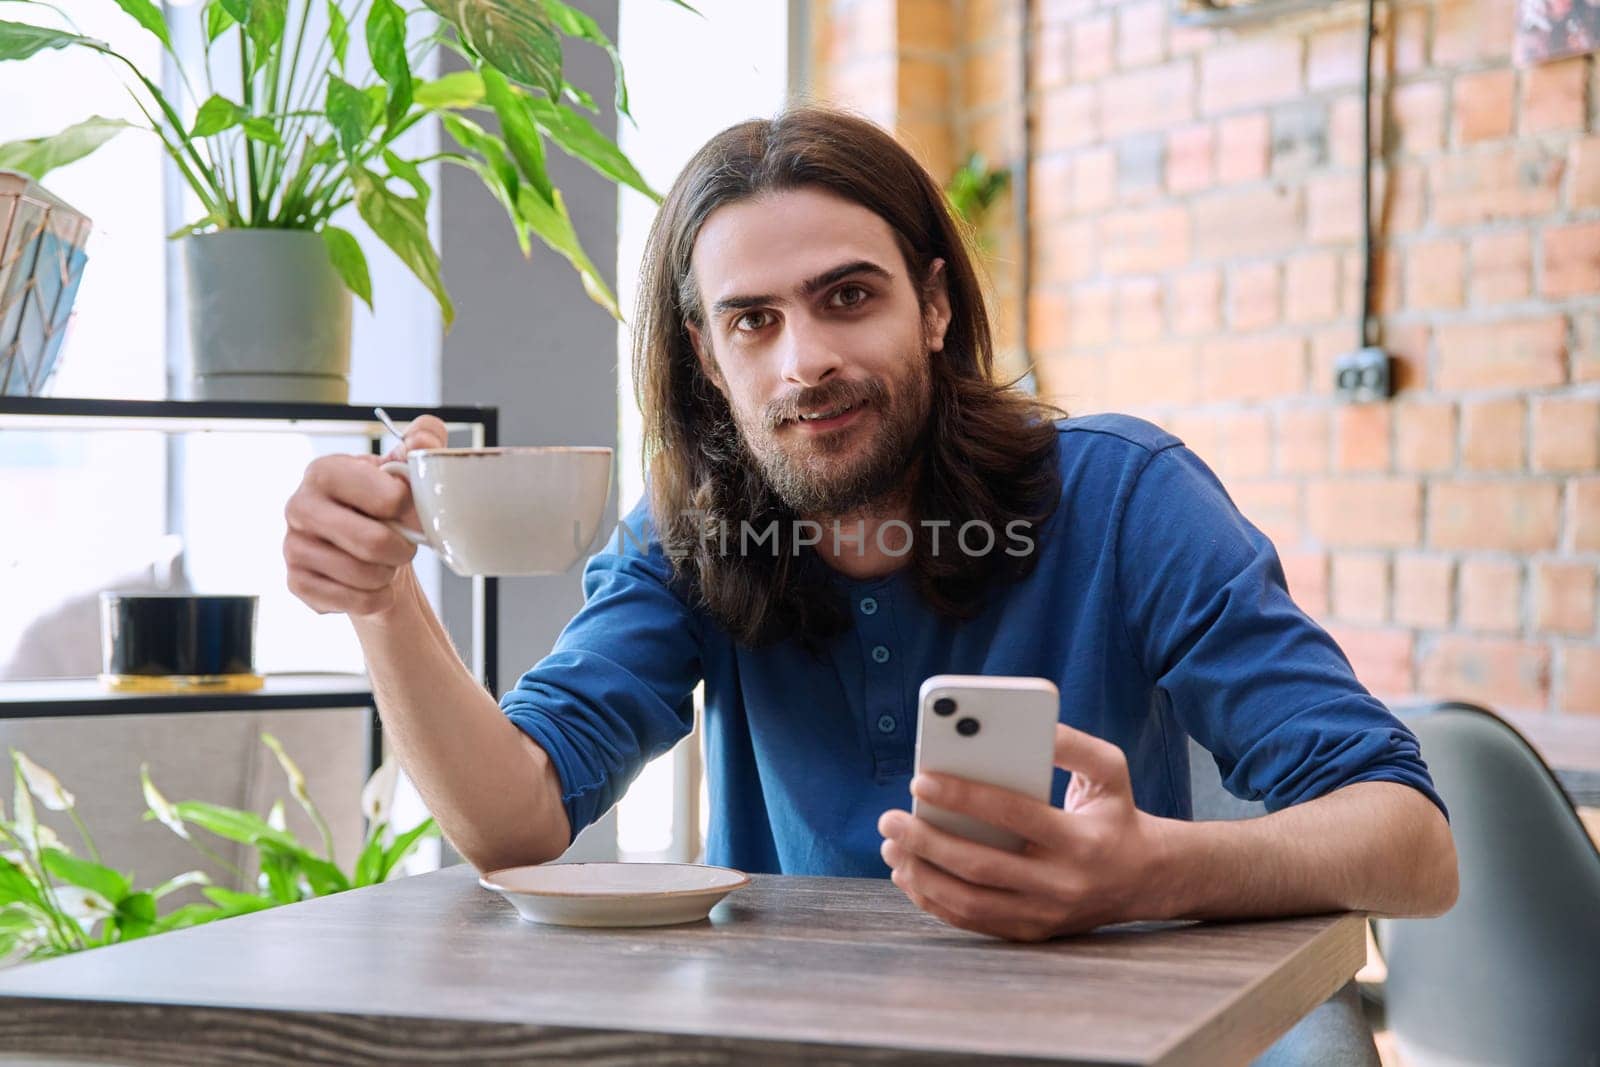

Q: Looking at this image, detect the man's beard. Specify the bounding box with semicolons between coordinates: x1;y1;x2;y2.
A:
727;344;932;517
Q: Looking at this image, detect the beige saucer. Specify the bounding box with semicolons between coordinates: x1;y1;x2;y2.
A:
479;862;751;928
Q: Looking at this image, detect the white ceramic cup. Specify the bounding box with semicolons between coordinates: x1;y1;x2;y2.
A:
380;447;613;576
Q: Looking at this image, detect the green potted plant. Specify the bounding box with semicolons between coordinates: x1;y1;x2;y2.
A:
0;0;677;402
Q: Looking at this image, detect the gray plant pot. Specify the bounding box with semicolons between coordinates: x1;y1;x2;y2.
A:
183;230;352;403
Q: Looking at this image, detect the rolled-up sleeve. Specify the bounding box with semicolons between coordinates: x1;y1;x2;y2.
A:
500;500;702;842
1115;445;1447;819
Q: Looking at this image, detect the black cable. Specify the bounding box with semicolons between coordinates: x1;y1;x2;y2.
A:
1359;0;1378;349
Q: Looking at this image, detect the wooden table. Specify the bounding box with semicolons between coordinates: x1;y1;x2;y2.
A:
0;865;1364;1066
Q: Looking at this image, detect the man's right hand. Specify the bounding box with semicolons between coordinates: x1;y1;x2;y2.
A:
283;415;449;618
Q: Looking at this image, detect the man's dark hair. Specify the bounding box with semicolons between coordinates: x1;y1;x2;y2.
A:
632;106;1064;649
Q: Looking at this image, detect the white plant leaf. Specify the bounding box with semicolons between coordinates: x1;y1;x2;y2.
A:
361;759;398;826
151;870;211;899
52;886;114;935
14;752;73;811
140;765;189;841
266;800;287;832
260;734;311;807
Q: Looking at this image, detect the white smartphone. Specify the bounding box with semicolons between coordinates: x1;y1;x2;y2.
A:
912;675;1060;852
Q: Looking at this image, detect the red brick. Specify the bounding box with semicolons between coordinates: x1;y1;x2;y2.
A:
1165;122;1214;194
1561;645;1600;713
1200;37;1303;115
1212;411;1273;480
1458;558;1522;633
1068;283;1114;349
1099;205;1189;275
1395;401;1457;473
1453;68;1515;146
1039;352;1105;412
1542;222;1600;299
1577;311;1600;384
1387;7;1431;75
1532;397;1600;473
1429;483;1562;552
1276;407;1330;475
1328;94;1374;169
1070;13;1112;82
1228;261;1281;332
1573;479;1600;552
1336;405;1392;473
1460;398;1527;473
1394;554;1454;629
1033;20;1072;91
1332;553;1390;624
1100;62;1194;139
1307;25;1363;92
1420;635;1549;711
1405;238;1466;310
1390;80;1446;156
1285;251;1341;324
1307;479;1422;548
1281;550;1330;616
1573;135;1600;209
1029;154;1074;224
1536;561;1595;636
1229;480;1299;546
1307;173;1361;244
1325;625;1416;697
1431;144;1565;227
1114;278;1164;343
1193;186;1300;260
1384;163;1428;234
1036;219;1095;285
1435;316;1567;391
1467;229;1532;304
1199;335;1305;403
1073;146;1116;213
1215;113;1269;185
1170;268;1221;336
1434;0;1516;66
1039;84;1099;154
1521;56;1587;135
1104;342;1197;410
1373;247;1404;317
960;45;1013;112
1383;322;1431;392
1115;0;1165;69
1030;288;1070;356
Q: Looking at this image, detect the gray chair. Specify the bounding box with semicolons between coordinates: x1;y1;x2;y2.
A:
1378;702;1600;1067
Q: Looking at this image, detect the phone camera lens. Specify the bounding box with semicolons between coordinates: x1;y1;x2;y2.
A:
956;717;980;737
933;697;957;717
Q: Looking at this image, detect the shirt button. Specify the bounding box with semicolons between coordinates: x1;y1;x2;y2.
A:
871;645;891;664
859;597;878;616
876;714;896;734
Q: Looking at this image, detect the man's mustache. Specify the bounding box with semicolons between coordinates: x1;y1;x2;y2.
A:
764;377;889;430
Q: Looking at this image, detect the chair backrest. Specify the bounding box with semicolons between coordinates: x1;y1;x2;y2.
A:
1378;702;1600;1067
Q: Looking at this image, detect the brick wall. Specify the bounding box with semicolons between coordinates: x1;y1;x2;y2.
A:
811;0;1600;716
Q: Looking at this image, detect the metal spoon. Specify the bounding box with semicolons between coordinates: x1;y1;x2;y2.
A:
374;406;404;447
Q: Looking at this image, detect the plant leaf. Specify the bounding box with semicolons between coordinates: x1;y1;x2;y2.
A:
15;752;73;812
524;94;656;201
0;116;129;180
366;0;412;129
172;800;300;851
321;225;372;309
326;0;347;69
326;74;374;157
140;765;189;841
203;0;235;43
517;184;619;318
354;168;453;327
378;818;437;881
149;901;226;933
352;825;386;888
150;870;210;899
539;0;628;118
201;887;275;915
481;67;550;202
0;856;45;910
414;70;483;110
108;0;172;54
437;137;528;255
257;850;299;904
421;0;562;99
41;849;129;905
240;116;282;147
0;19;96;62
191;93;243;137
116;890;156;929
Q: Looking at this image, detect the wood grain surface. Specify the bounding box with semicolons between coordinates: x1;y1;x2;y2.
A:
0;865;1365;1066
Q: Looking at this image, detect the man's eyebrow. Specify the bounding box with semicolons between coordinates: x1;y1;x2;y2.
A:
709;260;895;317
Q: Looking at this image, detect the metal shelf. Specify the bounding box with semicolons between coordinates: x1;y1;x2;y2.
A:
0;396;497;439
0;673;374;717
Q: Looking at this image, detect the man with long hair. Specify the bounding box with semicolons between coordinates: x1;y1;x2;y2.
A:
285;109;1455;950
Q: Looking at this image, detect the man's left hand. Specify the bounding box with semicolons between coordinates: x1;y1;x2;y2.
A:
878;723;1174;942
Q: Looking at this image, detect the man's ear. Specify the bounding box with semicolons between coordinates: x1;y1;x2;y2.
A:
923;258;952;353
685;319;725;389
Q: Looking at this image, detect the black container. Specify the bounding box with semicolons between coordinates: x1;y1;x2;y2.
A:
99;593;260;692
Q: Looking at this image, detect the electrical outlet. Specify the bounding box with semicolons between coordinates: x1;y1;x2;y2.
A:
1334;347;1392;403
